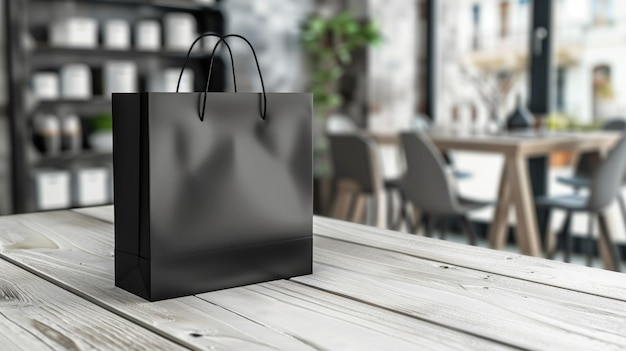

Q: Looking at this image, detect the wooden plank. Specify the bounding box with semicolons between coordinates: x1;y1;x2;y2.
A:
73;205;114;223
430;138;518;155
0;207;506;350
0;211;321;351
295;237;626;351
76;206;626;301
519;131;620;157
197;281;515;351
0;208;507;350
0;256;185;351
312;216;626;301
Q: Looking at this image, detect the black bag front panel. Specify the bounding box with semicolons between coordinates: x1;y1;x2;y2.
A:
113;91;313;300
146;92;312;259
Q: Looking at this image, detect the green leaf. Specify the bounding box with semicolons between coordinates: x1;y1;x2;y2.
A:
329;66;343;80
307;17;326;35
327;94;343;108
336;47;351;64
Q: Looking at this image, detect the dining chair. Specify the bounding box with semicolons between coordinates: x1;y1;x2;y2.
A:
555;118;626;265
328;133;387;228
326;116;399;227
410;114;472;180
398;132;490;245
536;135;626;272
388;117;472;232
557;118;626;187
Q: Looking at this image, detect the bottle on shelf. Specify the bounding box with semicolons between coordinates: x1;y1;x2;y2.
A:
32;113;62;156
61;114;82;154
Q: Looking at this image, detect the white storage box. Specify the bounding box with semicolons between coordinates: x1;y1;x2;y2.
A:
149;68;194;92
61;64;92;100
50;17;98;48
73;167;110;207
103;61;137;98
136;20;161;51
104;19;131;50
32;72;60;100
164;13;196;51
33;169;71;210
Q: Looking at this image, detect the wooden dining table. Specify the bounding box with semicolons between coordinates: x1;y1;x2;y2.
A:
0;206;625;350
373;130;622;269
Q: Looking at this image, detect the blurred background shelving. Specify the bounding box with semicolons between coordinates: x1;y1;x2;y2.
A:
5;0;226;213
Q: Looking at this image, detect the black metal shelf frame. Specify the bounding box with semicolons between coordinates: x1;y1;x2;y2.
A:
32;45;218;59
46;0;222;12
36;151;113;168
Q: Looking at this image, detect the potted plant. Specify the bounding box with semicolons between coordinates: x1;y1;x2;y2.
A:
546;113;602;167
301;11;381;176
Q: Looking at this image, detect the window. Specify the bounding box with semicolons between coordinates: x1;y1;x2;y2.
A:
593;0;613;26
435;0;531;131
553;0;626;125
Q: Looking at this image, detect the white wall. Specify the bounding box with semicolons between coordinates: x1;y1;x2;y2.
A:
558;0;626;122
562;42;626;122
366;0;416;133
223;0;312;92
563;64;589;121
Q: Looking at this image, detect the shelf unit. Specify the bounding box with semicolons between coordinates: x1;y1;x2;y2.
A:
5;0;226;213
33;45;218;60
72;0;222;11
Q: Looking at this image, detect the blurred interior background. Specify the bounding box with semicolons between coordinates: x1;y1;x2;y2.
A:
2;0;626;269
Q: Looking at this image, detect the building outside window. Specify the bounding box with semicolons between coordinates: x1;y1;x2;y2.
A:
436;0;626;129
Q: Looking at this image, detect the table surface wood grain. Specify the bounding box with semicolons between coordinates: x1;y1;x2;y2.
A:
0;206;625;350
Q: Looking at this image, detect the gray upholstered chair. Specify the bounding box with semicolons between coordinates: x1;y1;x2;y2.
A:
328;133;387;228
555;118;626;266
536;134;626;271
557;118;626;188
399;132;490;245
327;116;409;228
389;120;472;231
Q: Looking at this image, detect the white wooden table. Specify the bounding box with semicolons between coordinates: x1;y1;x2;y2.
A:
0;206;625;350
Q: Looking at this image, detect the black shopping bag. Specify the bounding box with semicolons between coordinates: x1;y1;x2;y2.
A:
112;34;312;301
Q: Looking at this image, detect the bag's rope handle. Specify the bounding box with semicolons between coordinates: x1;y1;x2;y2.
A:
202;34;267;121
176;33;237;93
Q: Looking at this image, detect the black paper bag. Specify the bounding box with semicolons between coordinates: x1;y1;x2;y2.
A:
112;34;312;301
